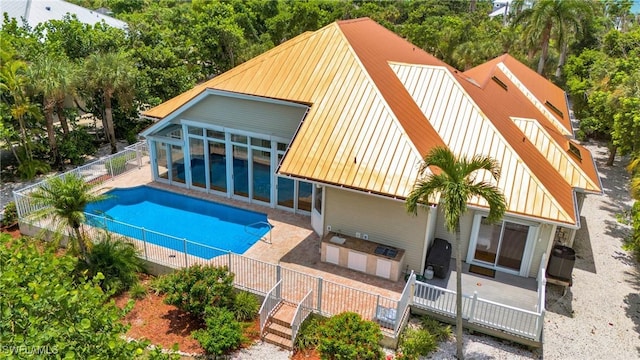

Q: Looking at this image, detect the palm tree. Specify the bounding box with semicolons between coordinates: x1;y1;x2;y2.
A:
516;0;591;74
30;173;107;260
82;51;138;154
406;146;506;360
27;56;69;165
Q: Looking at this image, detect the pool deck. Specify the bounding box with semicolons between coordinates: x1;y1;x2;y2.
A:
98;164;405;300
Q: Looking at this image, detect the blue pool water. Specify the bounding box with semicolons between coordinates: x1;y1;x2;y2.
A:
85;186;271;259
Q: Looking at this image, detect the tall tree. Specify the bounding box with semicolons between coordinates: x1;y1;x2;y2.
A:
30;173;107;260
516;0;592;74
82;51;138;153
406;146;506;360
27;56;76;164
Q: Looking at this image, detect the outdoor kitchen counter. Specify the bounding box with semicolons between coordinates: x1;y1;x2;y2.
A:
320;233;405;281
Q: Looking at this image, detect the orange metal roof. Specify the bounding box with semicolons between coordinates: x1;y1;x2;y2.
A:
142;18;602;226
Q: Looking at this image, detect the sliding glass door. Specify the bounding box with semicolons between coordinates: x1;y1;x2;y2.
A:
472;217;530;272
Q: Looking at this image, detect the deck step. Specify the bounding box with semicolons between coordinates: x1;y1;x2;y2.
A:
265;321;293;339
263;332;294;351
270;301;297;327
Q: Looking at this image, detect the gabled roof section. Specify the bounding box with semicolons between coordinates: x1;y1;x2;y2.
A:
392;63;577;225
464;54;573;136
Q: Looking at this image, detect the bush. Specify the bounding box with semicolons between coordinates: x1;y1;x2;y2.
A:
155;265;235;317
317;312;382;360
420;316;452;342
58;127;98;165
104;151;137;175
130;282;148;300
233;291;259;321
17;159;50;180
192;307;243;355
295;314;326;351
398;327;437;360
77;234;146;295
1;201;18;227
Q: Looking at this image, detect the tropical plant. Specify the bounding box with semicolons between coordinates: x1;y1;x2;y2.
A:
294;314;326;351
129;282;148;300
406;146;506;360
154;265;235;317
625;156;640;260
0;234;152;359
77;232;146;295
82;51;138;154
515;0;593;75
233;290;260;321
29;173;107;260
398;327;437;360
1;201;18;227
192;306;244;356
317;312;383;360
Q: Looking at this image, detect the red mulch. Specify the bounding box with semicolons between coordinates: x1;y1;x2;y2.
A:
292;349;321;360
114;276;262;356
1;224;21;239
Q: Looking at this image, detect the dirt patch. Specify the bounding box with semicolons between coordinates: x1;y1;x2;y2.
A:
291;349;321;360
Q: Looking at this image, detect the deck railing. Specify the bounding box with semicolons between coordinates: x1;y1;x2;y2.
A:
413;280;544;341
259;280;282;333
393;271;416;336
291;289;314;342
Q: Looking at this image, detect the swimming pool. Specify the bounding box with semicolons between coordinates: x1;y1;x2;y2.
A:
85;186;271;259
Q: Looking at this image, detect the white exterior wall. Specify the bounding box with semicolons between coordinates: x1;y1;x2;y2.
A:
433;208;475;259
529;222;554;277
324;187;430;274
179;95;307;139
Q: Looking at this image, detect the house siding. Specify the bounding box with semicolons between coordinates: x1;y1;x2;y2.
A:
433;208;475;259
324;187;429;274
529;223;554;277
179;95;307;139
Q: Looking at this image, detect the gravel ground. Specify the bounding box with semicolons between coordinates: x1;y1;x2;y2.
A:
229;141;639;360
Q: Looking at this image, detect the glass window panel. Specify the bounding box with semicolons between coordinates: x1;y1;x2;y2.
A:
277;176;295;208
252;149;271;202
168;128;182;139
189;138;206;188
497;222;528;270
209;141;226;192
233;145;249;197
206;129;225;140
170;144;185;184
298;181;312;212
188;126;203;136
155;142;168;179
474;217;501;264
277;142;288;152
314;185;322;214
231;134;247;144
251;138;271;148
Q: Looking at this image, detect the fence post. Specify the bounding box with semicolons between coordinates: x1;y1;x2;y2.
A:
468;291;478;322
276;265;282;299
317;277;323;313
109;159;115;180
136;144;142;168
142;228;148;260
183;239;188;267
227;251;232;271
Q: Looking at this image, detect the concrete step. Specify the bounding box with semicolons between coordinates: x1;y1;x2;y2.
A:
263;331;293;351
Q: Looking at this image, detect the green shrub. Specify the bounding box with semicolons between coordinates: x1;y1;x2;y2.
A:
420;316;452;342
233;291;259;321
192;307;243;355
155;265;235;317
295;314;326;351
1;201;18;227
317;312;382;360
398;327;437;359
17;159;50;180
58;127;98;165
77;234;145;295
104;151;137;175
130;282;148;300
